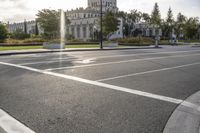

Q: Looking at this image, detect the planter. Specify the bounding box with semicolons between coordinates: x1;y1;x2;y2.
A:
103;42;118;47
43;42;65;49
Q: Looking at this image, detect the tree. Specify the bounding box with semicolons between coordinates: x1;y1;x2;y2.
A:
175;13;186;39
184;17;199;39
151;3;161;26
151;3;161;47
0;24;8;42
142;13;151;22
35;21;39;35
102;11;120;38
36;9;70;39
165;7;175;38
129;10;142;23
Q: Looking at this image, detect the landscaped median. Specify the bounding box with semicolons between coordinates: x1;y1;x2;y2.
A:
0;44;100;51
0;42;151;52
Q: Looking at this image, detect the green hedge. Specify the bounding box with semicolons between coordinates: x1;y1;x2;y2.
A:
111;37;154;44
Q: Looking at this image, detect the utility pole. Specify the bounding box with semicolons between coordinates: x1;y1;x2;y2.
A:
100;0;103;49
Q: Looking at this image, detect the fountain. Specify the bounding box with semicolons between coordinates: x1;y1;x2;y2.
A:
43;9;66;50
60;9;66;50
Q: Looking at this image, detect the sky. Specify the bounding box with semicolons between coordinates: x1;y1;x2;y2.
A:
0;0;200;23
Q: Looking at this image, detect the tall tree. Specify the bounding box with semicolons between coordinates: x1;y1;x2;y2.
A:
0;24;8;42
151;3;161;26
35;21;39;35
184;17;199;39
130;9;142;23
175;12;186;39
36;9;70;39
165;7;174;38
166;7;174;24
102;11;120;38
142;13;151;23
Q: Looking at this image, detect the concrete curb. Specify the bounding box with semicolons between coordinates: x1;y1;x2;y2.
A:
0;127;6;133
0;46;160;56
192;45;200;48
163;91;200;133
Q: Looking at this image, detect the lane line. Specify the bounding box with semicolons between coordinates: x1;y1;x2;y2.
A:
1;61;200;131
46;53;200;71
1;49;200;61
0;63;200;133
95;49;200;59
0;109;35;133
97;62;200;82
0;61;183;105
19;58;77;65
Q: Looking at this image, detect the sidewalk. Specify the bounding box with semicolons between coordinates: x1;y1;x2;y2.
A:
0;46;157;56
163;90;200;133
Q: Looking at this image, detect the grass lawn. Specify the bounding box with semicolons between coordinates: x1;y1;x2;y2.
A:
178;40;200;43
0;44;99;51
0;44;140;51
0;46;43;51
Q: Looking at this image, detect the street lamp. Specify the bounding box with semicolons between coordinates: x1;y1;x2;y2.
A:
100;0;103;49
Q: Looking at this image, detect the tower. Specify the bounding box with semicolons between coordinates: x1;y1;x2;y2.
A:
88;0;117;12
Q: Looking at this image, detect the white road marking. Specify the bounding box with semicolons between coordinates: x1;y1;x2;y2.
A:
1;61;200;132
0;61;183;105
0;109;35;133
19;58;77;65
95;49;200;59
97;62;200;82
46;53;200;71
75;58;96;64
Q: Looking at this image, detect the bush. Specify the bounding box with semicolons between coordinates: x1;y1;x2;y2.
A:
11;29;30;40
111;37;154;44
0;24;8;42
23;38;45;43
69;39;82;42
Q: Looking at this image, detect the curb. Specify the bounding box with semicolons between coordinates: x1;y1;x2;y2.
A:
192;45;200;48
163;91;200;133
0;46;161;56
0;127;6;133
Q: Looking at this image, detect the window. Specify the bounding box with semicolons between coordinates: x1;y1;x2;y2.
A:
83;27;87;38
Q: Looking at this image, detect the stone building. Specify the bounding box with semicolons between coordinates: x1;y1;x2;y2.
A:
8;20;43;35
66;0;123;41
132;22;162;37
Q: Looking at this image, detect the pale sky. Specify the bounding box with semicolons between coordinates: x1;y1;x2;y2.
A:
0;0;200;23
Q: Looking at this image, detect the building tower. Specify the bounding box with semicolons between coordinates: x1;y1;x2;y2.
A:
88;0;118;12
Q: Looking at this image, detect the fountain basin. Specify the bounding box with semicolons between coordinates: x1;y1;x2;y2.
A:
43;42;65;49
103;42;118;47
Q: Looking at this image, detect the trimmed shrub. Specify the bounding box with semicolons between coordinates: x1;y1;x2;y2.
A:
111;37;154;44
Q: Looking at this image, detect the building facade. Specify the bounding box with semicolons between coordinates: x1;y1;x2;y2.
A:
132;22;162;37
8;20;43;35
7;0;162;40
66;0;122;41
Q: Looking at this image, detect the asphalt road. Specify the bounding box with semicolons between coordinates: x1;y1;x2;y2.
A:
0;45;200;133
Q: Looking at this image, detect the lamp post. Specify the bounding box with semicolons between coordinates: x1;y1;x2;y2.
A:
100;0;103;49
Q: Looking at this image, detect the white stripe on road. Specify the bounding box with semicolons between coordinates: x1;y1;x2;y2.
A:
2;61;200;132
19;58;77;65
46;53;200;71
96;49;200;59
0;109;35;133
0;49;199;60
97;62;200;82
0;61;183;105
